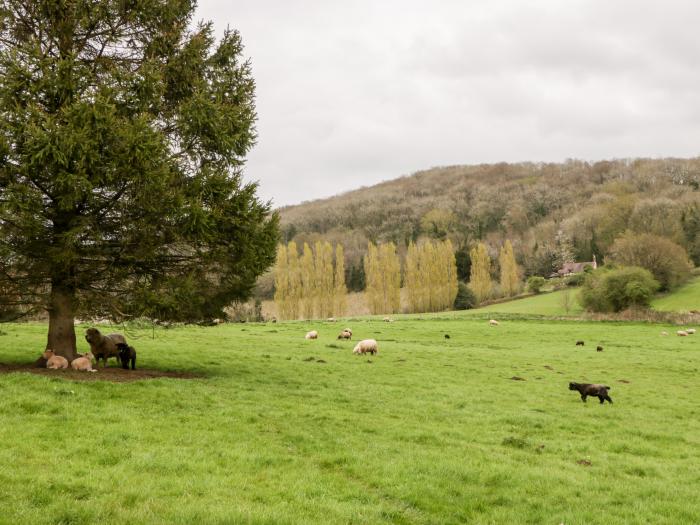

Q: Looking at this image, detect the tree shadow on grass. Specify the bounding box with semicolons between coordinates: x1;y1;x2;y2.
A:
0;363;204;382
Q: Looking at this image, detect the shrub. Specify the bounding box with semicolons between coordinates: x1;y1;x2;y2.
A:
580;266;660;312
566;273;585;287
527;276;546;294
454;282;477;310
607;232;693;291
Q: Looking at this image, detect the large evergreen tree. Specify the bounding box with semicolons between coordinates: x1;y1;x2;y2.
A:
0;0;278;359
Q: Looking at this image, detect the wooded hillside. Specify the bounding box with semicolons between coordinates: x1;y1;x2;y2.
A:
258;158;700;297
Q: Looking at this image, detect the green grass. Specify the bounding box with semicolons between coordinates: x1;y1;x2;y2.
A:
652;277;700;312
1;319;699;524
469;288;583;317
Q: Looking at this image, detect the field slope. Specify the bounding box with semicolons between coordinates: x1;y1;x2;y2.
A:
0;319;699;524
652;276;700;312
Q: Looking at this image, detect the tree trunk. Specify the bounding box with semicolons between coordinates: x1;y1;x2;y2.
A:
46;284;77;362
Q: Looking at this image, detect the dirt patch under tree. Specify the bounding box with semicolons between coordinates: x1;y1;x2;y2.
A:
0;363;202;383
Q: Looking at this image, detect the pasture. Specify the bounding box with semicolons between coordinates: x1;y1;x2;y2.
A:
0;318;699;524
652;276;700;312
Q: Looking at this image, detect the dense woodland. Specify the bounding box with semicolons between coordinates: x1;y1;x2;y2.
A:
257;158;700;300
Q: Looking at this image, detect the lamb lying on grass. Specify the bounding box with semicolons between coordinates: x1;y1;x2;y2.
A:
305;330;318;340
71;352;97;372
42;349;68;369
569;382;612;404
353;339;378;355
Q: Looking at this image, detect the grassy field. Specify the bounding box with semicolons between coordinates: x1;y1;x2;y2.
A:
1;318;699;524
652;277;700;312
468;289;583;317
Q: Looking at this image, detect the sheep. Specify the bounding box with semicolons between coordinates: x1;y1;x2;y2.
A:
661;331;669;336
575;340;585;346
42;349;69;370
337;329;352;340
489;319;499;326
118;343;137;370
687;328;696;335
569;382;612;404
326;317;336;322
677;330;688;337
71;351;97;372
84;328;129;368
353;339;378;355
343;328;352;336
305;330;318;340
596;345;604;352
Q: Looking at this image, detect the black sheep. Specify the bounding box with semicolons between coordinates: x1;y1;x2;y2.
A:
575;340;585;346
596;345;603;352
117;343;137;370
569;382;612;404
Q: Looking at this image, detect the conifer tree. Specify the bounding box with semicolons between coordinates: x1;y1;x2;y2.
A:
499;240;521;297
469;243;492;304
0;0;278;358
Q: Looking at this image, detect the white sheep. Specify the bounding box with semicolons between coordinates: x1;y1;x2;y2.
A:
42;349;69;369
337;329;352;340
305;330;318;340
677;330;688;337
343;328;352;336
71;351;97;372
353;339;378;355
489;319;499;326
660;331;669;336
383;317;393;323
686;328;696;335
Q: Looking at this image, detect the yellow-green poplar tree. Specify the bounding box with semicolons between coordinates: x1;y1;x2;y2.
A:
301;242;316;319
499;240;521;297
334;244;347;317
469;243;492;304
315;241;334;318
287;241;301;319
273;244;289;319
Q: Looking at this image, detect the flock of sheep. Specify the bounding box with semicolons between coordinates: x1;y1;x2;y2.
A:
40;327;137;372
304;327;378;355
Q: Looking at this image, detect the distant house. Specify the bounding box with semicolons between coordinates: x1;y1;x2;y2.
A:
554;255;597;277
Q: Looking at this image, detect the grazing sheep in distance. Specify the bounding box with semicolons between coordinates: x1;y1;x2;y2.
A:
71;352;97;372
42;349;68;369
661;331;668;336
353;339;378;355
444;334;450;339
569;382;612;404
596;346;603;352
305;330;318;340
327;317;336;322
383;317;393;322
687;329;696;335
677;330;688;337
575;340;585;346
489;319;499;326
337;329;352;340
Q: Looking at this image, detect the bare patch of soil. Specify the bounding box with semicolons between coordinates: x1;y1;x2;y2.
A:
0;363;202;382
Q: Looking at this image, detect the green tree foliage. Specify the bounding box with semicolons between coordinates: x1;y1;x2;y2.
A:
607;233;693;291
498;240;521;297
364;242;400;314
469;243;492;304
527;276;546;294
680;203;700;266
580;267;659;312
0;0;278;357
454;282;476;310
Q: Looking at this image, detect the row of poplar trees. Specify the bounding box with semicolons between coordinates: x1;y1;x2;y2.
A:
469;240;521;303
274;242;347;320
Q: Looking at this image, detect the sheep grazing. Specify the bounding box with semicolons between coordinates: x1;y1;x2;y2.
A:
353;339;378;355
444;334;450;339
343;328;352;336
687;328;696;335
42;349;69;370
660;331;669;336
383;317;393;322
596;346;603;352
84;327;129;368
305;330;318;340
71;351;97;372
575;340;585;346
489;319;499;326
569;382;612;404
677;330;688;337
326;317;336;322
337;329;352;340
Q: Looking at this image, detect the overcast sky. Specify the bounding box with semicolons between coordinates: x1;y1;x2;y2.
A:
195;1;700;207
